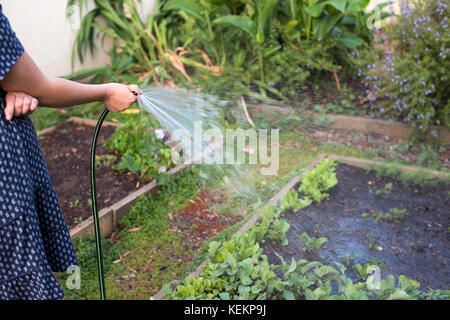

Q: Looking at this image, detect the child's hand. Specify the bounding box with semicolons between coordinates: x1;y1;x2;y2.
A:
4;91;39;120
103;84;142;113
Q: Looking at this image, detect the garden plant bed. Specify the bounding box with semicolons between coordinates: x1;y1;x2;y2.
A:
39;119;143;229
172;191;244;250
262;163;450;291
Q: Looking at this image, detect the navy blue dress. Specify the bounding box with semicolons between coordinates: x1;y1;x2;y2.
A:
0;6;78;300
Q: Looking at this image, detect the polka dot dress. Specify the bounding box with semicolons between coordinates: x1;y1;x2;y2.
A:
0;6;78;300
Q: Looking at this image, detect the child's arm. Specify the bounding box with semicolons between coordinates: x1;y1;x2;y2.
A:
4;91;38;119
0;51;143;120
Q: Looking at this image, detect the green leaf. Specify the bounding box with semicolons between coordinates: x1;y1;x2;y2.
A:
325;0;347;12
208;241;221;261
288;258;297;274
283;290;295;300
339;32;364;48
240;275;253;286
314;265;338;278
316;14;341;40
219;292;230;300
213;15;257;38
347;0;370;12
387;290;411;300
305;3;327;18
164;0;206;23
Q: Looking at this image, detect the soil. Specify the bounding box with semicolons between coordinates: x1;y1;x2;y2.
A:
262;164;450;291
171;191;243;252
39;121;143;229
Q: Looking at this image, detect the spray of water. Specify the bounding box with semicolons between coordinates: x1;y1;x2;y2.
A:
137;87;274;212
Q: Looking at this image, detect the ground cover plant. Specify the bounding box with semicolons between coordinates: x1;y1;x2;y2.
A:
106;116;176;180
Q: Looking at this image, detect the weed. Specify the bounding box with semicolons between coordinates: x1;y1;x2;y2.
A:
69;199;80;209
376;183;393;196
374;208;408;222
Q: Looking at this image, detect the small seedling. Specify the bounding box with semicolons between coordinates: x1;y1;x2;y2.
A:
69;199;80;209
376;183;393;195
300;232;327;252
339;254;352;267
366;233;381;251
74;216;83;225
374;208;407;222
410;240;424;252
367;257;387;270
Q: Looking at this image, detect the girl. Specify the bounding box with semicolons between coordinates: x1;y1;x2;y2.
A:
0;5;142;299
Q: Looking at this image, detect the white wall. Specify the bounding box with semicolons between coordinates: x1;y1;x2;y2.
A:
1;0;156;77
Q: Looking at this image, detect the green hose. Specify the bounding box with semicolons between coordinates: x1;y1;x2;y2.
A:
90;108;109;300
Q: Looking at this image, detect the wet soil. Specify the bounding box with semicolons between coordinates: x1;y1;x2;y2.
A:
263;164;450;290
171;191;243;252
39;121;143;229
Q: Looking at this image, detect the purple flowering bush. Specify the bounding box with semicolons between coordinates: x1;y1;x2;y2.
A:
358;0;449;133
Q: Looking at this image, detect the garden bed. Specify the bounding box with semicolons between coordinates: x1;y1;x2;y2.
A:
38;118;188;238
39;119;140;229
262;162;450;290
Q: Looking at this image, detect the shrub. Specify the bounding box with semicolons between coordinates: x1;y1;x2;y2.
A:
358;0;449;133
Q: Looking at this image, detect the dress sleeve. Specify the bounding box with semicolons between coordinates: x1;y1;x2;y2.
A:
0;5;25;81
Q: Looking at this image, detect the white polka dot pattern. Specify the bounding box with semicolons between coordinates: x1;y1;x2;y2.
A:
0;98;78;299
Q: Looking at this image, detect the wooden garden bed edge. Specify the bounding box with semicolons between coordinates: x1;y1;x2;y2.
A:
248;104;450;142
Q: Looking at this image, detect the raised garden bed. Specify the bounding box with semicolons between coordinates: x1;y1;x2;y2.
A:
159;155;449;299
248;103;450;143
263;159;450;291
38;118;187;238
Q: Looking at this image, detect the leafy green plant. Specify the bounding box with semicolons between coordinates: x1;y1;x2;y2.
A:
68;0;218;86
280;189;312;212
298;158;338;203
365;233;380;251
163;158;440;301
300;231;327;252
106;117;175;180
69;199;80;209
376;182;393;195
374;208;407;222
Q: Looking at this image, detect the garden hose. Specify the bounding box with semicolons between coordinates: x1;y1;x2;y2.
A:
90;108;110;300
90;92;138;300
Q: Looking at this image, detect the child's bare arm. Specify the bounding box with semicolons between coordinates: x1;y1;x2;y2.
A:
0;51;142;113
4;91;38;120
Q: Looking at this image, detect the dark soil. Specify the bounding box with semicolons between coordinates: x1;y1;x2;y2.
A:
263;164;450;290
39;121;143;229
171;191;243;252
